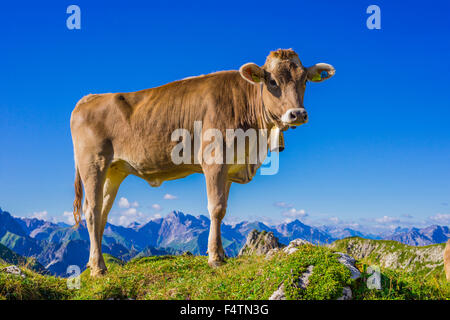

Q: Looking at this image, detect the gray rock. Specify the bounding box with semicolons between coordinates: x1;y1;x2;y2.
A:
269;283;286;300
265;248;281;260
268;265;315;300
337;286;352;300
284;247;298;255
239;230;284;256
2;265;26;278
335;252;361;280
289;239;313;247
298;265;314;289
282;238;313;255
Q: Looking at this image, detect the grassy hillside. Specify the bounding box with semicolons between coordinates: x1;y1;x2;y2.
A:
330;237;446;277
1;245;351;300
0;243;24;265
1;241;449;300
329;237;449;299
0;243;46;274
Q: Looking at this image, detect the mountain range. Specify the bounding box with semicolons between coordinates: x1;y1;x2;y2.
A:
0;207;448;277
385;225;450;246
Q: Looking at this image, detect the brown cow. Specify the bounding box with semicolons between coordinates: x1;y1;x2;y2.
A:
70;49;335;276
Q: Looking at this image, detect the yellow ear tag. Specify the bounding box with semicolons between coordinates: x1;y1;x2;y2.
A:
251;74;260;82
312;73;322;81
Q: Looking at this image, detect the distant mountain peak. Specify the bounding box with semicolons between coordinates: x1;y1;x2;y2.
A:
127;221;141;228
387;224;450;246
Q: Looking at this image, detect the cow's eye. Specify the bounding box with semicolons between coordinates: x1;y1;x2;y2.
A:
269;79;277;87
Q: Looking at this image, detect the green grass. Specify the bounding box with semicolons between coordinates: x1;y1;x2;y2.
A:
350;263;450;300
0;243;26;266
0;242;448;300
72;245;351;300
329;237;450;300
0;243;46;273
0;262;69;300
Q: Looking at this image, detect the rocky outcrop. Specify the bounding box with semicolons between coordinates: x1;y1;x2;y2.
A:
2;265;26;278
329;237;446;274
337;287;352;300
269;283;286;300
238;230;285;256
282;239;313;255
297;265;314;289
268;238;360;300
335;252;361;280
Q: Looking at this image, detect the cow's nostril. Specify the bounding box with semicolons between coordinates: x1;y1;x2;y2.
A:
289;111;298;121
282;109;308;124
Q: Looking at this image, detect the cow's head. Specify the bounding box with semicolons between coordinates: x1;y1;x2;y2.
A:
239;49;335;128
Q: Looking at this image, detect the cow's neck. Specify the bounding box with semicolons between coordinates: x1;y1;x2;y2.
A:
255;83;284;132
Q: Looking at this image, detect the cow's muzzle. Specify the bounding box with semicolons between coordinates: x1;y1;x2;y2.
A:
281;108;308;126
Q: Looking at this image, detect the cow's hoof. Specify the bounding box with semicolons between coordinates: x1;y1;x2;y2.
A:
208;259;226;268
90;268;107;278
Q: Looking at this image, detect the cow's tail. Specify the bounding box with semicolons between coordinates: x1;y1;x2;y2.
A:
73;164;83;228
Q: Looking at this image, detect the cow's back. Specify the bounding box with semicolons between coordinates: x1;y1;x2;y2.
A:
70;70;259;180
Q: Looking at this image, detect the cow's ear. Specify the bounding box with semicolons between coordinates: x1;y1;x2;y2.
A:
239;63;264;85
306;63;335;82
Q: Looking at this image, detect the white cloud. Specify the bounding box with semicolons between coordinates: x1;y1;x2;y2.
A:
131;201;139;208
428;213;450;225
282;208;308;222
273;201;292;208
286;208;306;216
164;193;177;200
118;197;130;208
117;215;133;227
375;216;400;224
30;210;76;225
31;211;49;220
273;201;308;223
109;209;149;227
108;197;148;226
152;204;162;211
118;197;139;209
63;211;75;224
327;217;340;224
124;207;137;215
30;210;62;224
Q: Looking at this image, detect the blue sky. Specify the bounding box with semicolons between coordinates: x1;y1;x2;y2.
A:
1;1;449;231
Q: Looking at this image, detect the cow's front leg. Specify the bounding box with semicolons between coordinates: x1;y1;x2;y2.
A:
203;164;230;267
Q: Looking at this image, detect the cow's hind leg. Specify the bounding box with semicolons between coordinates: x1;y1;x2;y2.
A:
78;155;111;277
99;166;128;240
203;165;230;267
